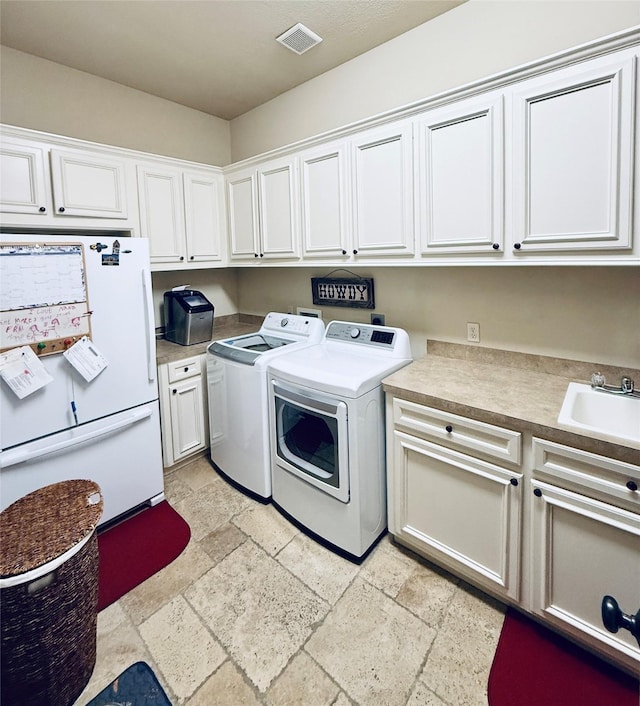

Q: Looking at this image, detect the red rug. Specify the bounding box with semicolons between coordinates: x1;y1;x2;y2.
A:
97;501;190;611
488;608;639;706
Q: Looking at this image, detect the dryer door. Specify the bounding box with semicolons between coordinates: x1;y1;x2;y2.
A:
272;380;350;503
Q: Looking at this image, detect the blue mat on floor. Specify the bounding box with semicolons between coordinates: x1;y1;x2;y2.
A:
87;661;172;705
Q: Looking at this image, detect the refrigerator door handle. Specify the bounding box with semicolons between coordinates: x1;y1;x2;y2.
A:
0;407;153;469
142;267;157;383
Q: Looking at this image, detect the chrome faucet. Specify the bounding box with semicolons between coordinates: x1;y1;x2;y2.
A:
591;373;640;398
621;377;635;394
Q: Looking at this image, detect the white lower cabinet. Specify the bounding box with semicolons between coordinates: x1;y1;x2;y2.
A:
388;398;523;601
158;355;208;467
386;395;640;673
530;438;640;673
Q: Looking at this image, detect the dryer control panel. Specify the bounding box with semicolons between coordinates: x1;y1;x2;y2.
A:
326;321;402;350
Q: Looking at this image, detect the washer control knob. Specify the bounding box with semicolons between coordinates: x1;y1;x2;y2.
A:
280;318;289;327
349;327;361;339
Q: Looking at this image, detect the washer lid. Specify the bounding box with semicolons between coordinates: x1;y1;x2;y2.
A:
208;334;295;365
207;312;325;366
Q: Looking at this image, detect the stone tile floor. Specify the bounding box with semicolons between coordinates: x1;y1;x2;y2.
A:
75;456;506;706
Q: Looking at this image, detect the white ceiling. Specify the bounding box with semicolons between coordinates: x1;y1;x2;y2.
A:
0;0;467;120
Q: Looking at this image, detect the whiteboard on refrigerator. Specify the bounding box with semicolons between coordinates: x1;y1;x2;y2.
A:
0;241;92;355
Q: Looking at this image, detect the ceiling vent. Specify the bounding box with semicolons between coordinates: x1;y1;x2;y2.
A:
276;23;323;55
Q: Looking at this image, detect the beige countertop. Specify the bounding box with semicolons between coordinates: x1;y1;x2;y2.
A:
382;341;640;465
155;314;262;366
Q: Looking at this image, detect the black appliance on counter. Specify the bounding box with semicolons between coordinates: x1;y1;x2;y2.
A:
163;289;214;345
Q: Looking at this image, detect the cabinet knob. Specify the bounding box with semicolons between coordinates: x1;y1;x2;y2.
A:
58;206;66;213
353;249;358;255
626;480;638;492
601;595;640;646
254;253;259;258
179;256;184;261
514;242;522;250
184;367;189;373
190;255;194;260
260;253;264;257
510;478;519;486
39;206;46;213
445;425;453;433
172;389;177;394
342;250;347;255
492;243;500;250
533;488;542;497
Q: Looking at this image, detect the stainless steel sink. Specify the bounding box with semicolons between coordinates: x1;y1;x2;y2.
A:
558;382;640;448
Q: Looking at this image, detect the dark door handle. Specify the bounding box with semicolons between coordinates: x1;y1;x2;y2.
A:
601;595;640;646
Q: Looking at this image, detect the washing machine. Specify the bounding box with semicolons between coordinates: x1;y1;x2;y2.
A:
267;321;412;560
206;312;325;500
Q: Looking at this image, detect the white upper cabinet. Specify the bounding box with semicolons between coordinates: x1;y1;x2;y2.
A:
137;164;185;263
351;120;415;259
137;163;225;268
1;136;132;223
508;50;636;253
0;138;51;215
416;92;504;255
50;149;129;218
257;156;299;260
227;156;299;262
299;140;351;260
226;166;259;260
183;170;225;264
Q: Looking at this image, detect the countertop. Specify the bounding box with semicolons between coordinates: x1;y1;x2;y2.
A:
382;340;640;465
155;314;262;366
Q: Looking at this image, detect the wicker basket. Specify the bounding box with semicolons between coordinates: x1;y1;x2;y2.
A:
0;480;103;706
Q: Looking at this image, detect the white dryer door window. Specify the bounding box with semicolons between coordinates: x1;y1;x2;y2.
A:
273;381;349;503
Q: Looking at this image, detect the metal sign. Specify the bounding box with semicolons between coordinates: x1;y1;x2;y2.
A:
311;277;375;309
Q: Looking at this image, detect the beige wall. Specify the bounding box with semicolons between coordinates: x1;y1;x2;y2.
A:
0;46;231;166
236;267;640;368
230;0;640;160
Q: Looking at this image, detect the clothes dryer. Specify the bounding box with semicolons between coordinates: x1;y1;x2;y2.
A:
206;313;324;500
267;321;412;560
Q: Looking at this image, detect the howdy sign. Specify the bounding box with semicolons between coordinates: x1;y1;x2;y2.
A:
311;277;375;309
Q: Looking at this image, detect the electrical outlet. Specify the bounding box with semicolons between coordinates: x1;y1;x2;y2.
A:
371;313;385;326
467;322;480;342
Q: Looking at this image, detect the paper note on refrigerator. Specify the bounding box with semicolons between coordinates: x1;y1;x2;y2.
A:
63;336;108;382
0;346;54;399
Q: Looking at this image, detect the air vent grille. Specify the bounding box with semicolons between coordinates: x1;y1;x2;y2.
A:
276;23;323;55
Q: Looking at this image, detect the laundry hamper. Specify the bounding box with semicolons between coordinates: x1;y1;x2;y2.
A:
0;479;103;706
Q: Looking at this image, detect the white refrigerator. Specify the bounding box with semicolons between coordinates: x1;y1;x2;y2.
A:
0;233;164;525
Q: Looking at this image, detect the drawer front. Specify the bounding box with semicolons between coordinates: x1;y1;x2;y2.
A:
532;438;640;512
392;398;521;465
167;356;202;383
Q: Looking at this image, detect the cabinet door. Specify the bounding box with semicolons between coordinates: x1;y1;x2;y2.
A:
137;164;185;264
510;51;635;252
257;156;299;260
417;93;504;254
299;141;351;259
168;375;207;463
183;170;224;264
531;480;640;672
351;120;415;258
50;149;129;218
389;430;522;600
0;139;51;215
227;168;260;261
